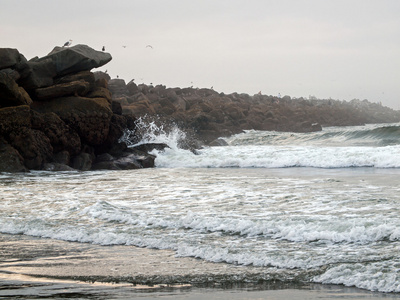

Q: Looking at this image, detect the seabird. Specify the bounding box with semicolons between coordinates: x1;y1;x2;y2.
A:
122;45;127;48
146;45;153;49
63;39;72;47
102;46;105;51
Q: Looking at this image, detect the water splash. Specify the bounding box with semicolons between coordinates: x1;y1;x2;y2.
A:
119;116;187;150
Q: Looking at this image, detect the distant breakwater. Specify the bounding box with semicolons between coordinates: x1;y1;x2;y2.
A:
107;77;400;145
1;44;400;172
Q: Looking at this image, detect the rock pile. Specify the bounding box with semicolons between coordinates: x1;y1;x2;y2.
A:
107;79;400;144
2;45;400;173
0;45;155;172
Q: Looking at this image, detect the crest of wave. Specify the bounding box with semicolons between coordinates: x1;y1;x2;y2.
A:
119;115;187;151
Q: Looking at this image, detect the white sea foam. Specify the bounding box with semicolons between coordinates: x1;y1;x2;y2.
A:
154;144;400;168
314;262;400;293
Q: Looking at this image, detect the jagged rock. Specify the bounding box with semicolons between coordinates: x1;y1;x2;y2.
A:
93;71;110;82
108;78;128;97
53;150;71;165
126;80;139;95
16;58;57;90
0;137;27;172
55;70;95;87
86;87;112;103
0;105;31;135
0;68;21;81
0;73;33;108
8;127;53;170
111;101;122;115
35;80;91;100
42;44;112;77
31;111;81;155
43;162;75;171
91;150;154;170
71;152;92;171
0;48;26;70
209;138;229;147
31;96;112;145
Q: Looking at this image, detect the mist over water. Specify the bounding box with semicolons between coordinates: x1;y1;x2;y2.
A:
1;122;400;293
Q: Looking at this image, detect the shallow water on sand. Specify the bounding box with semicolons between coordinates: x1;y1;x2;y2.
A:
1;233;400;299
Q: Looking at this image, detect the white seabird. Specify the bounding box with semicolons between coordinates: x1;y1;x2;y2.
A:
63;39;72;47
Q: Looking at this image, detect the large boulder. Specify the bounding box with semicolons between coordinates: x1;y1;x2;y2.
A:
8;127;53;170
16;58;57;90
31;111;81;155
126;80;139;95
108;78;128;97
0;137;27;172
93;71;111;82
0;72;33;108
0;48;26;70
0;105;31;135
31;96;112;145
35;80;91;100
42;44;112;76
55;70;95;87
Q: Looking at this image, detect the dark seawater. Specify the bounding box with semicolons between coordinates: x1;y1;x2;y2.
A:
1;122;400;298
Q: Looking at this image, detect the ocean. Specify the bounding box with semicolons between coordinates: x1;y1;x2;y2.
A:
1;122;400;298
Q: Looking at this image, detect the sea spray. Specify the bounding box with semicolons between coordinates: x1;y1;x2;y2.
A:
119;115;188;150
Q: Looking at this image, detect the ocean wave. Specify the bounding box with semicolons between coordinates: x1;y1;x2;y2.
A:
227;123;400;147
153;144;400;169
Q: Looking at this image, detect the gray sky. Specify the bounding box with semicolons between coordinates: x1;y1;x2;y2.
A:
2;0;399;109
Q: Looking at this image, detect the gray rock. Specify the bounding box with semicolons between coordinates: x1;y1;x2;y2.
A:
16;58;57;90
0;73;33;107
0;105;31;135
35;80;91;100
0;48;26;70
43;163;75;171
43;44;112;76
108;78;128;97
0;138;27;172
8;128;53;170
71;152;92;171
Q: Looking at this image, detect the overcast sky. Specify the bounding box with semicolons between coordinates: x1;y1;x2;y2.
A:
1;0;399;109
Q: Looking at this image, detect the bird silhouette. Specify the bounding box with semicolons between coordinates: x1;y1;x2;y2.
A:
63;39;72;47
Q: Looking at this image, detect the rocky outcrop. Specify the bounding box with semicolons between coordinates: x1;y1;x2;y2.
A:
0;46;154;172
42;44;112;77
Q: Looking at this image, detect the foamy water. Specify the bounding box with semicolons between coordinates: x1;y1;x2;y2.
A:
1;122;400;293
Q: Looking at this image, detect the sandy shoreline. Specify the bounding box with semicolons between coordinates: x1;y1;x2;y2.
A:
1;233;399;299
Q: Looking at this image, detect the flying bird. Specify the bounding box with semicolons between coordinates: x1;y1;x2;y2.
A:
63;39;72;47
146;45;153;49
122;45;127;48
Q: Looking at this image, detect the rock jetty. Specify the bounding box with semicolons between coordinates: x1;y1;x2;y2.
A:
0;45;156;172
107;78;400;144
1;45;400;173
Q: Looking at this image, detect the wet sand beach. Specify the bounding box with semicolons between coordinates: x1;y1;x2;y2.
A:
1;233;399;299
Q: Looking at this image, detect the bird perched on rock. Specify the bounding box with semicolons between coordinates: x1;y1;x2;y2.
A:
102;46;105;51
63;39;72;47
